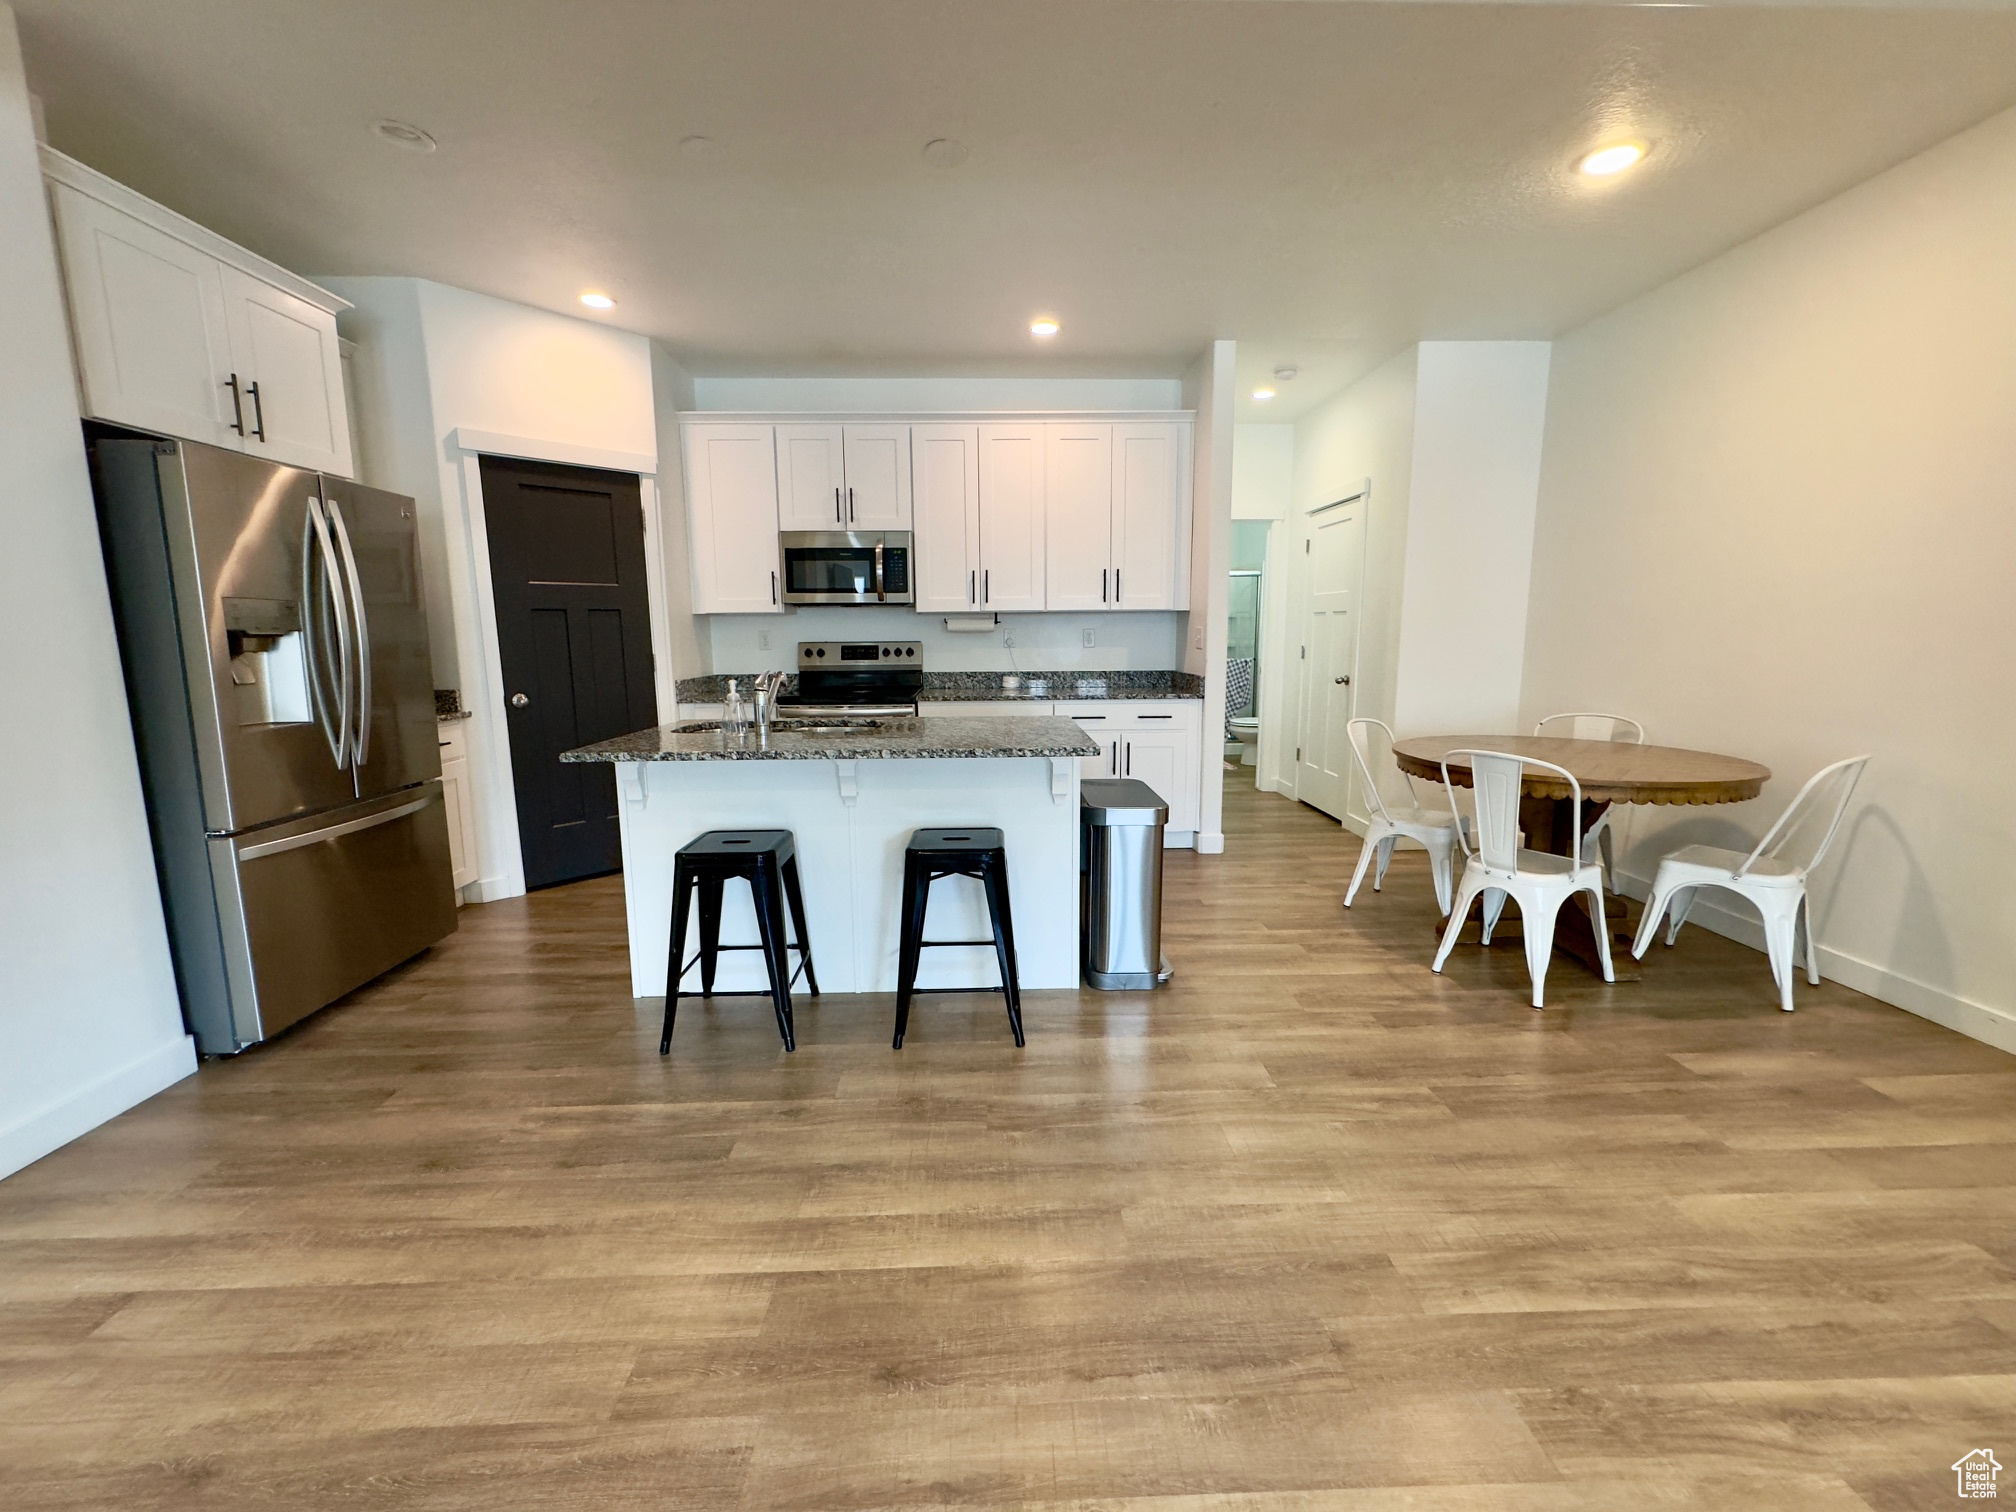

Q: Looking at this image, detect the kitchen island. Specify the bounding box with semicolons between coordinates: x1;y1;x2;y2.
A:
562;716;1100;999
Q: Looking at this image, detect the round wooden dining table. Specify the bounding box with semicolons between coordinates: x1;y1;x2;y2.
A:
1389;735;1771;980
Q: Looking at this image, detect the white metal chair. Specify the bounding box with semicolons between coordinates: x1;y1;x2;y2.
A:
1432;750;1613;1008
1631;756;1869;1013
1343;718;1464;916
1534;712;1645;893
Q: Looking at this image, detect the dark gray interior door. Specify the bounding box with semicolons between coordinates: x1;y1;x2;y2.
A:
480;455;657;889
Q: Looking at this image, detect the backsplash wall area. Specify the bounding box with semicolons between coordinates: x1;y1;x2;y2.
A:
704;606;1185;674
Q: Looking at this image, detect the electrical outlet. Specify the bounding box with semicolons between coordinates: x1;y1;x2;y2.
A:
1081;629;1096;648
757;630;771;651
1002;633;1016;648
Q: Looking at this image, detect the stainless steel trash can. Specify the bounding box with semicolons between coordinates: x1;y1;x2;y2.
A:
1081;777;1171;990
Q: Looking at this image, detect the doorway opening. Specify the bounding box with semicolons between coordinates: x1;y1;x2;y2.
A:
1226;519;1270;772
480;455;658;890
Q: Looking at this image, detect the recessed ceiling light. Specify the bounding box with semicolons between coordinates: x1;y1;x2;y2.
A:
1578;140;1648;177
579;292;616;310
1029;317;1060;339
922;137;970;170
372;119;436;153
1252;388;1276;402
679;135;726;162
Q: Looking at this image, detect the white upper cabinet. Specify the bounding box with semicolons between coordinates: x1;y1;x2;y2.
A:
220;266;352;478
685;423;783;614
1043;424;1113;611
912;424;981;612
43;150;356;477
841;425;911;529
1112;422;1191;610
775;424;845;530
976;424;1046;612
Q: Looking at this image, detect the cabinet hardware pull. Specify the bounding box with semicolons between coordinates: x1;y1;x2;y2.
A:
834;486;842;524
771;570;778;605
969;569;976;605
1114;569;1121;603
224;373;246;435
983;569;989;604
246;380;266;441
1101;568;1107;603
1125;742;1132;776
847;486;854;523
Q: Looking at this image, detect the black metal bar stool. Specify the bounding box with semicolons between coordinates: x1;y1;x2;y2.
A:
663;830;818;1054
893;827;1023;1049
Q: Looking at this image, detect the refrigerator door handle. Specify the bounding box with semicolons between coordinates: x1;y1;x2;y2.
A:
236;790;437;861
301;496;351;768
325;497;372;767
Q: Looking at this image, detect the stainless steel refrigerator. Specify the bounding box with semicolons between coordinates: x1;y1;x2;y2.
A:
92;436;457;1055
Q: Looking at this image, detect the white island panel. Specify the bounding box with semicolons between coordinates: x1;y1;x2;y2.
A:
614;756;1081;998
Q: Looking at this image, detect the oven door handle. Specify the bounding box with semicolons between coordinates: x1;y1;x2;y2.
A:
873;539;886;602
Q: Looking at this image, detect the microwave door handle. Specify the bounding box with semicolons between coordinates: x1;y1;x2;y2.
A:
326;497;372;767
873;540;886;601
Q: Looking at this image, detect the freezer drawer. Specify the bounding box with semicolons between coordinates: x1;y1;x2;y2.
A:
206;782;457;1051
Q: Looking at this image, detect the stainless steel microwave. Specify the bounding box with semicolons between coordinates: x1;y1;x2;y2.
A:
778;531;914;606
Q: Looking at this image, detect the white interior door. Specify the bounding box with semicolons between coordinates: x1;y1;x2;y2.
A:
841;425;912;529
977;424;1045;612
775;424;844;530
52;183;240;449
684;423;782;613
221;266;352;477
1043;423;1112;611
1112;422;1185;610
910;424;979;612
1295;498;1364;819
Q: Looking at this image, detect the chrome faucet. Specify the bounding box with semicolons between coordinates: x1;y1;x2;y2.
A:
751;669;786;733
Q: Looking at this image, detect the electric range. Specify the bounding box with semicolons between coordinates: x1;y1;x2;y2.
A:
775;640;923;717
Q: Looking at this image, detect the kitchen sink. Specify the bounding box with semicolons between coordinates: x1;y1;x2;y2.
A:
669;718;890;735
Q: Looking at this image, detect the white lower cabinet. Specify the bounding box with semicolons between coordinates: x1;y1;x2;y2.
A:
438;723;479;894
1052;700;1203;841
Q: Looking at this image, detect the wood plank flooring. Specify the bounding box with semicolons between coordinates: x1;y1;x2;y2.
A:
2;772;2010;1510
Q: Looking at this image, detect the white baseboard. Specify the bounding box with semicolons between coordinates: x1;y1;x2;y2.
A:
1615;871;2016;1058
472;874;524;903
0;1035;198;1181
1195;831;1225;855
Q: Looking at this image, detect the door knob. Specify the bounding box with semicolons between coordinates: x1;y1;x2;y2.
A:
510;693;530;708
1334;676;1350;685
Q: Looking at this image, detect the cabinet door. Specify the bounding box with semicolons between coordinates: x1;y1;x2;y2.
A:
439;749;477;893
1112;422;1188;610
1121;731;1197;833
684;423;782;613
977;424;1045;612
50;182;240;448
842;425;912;529
1060;707;1122;780
912;424;980;612
221;266;353;477
1044;423;1113;611
775;424;845;530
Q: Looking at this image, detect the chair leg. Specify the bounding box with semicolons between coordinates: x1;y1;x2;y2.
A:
696;874;725;996
750;867;795;1051
1597;825;1618;896
1665;886;1699;946
1522;893;1555;1010
982;860;1025;1048
1585;881;1615;983
1372;835;1398;891
1631;878;1671;960
781;854;819;996
1799;891;1820;986
1758;892;1800;1014
1343;824;1381;908
661;867;696;1055
1426;832;1455;917
1481;889;1508;944
893;856;926;1049
1433;874;1482;974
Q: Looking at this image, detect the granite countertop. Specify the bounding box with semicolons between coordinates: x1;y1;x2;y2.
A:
673;670;1203;704
562;714;1101;764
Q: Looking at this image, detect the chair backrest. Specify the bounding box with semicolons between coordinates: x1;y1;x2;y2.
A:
1345;717;1408;823
1535;711;1645;744
1442;749;1587;875
1737;756;1870;878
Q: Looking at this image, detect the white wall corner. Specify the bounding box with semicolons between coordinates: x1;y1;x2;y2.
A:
0;1036;197;1181
1183;340;1237;853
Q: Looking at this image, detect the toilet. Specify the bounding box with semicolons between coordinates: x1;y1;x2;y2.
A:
1228;716;1260;767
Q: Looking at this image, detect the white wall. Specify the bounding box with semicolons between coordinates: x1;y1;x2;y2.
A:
691;375;1183;413
650;342;709;682
1231;424;1294;520
323;277;661;901
1523;107;2016;1055
0;3;193;1179
1182;340;1237;852
704;606;1183;681
1391;342;1551;735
